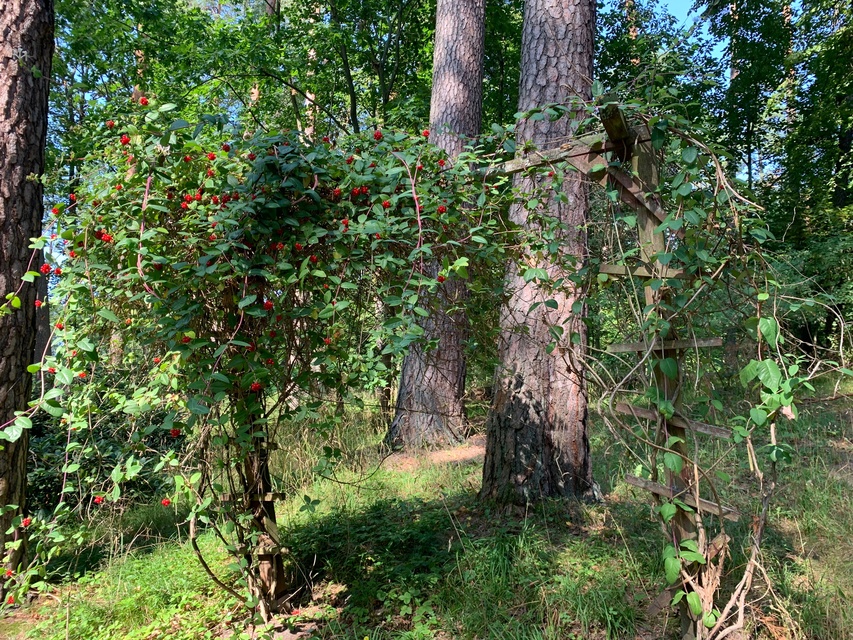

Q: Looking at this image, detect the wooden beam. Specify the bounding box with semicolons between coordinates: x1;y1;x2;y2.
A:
480;126;683;239
599;263;686;279
613;402;732;439
624;474;739;521
220;492;287;503
606;337;724;354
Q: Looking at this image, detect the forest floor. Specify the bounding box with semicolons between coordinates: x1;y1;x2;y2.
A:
1;399;852;640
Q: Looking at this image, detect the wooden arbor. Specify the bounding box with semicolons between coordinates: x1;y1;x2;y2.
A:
490;104;737;639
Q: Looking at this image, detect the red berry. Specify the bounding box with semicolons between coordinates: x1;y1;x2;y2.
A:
276;242;284;250
263;300;274;311
250;381;262;392
248;153;257;161
51;206;59;215
34;300;42;308
417;164;423;170
269;330;277;338
6;596;13;605
323;337;331;345
265;358;274;365
382;200;391;209
69;193;76;202
5;569;12;578
53;267;62;275
207;152;216;161
295;242;303;251
21;517;31;527
139;97;149;106
207;169;215;177
94;496;104;504
212;195;219;204
184;194;193;202
322;136;330;143
101;233;113;243
170;428;181;438
375;233;381;239
161;498;171;506
78;371;86;378
438;159;446;167
106;120;116;129
346;155;354;164
209;234;216;241
68;250;76;258
194;193;202;201
40;263;51;274
309;255;318;264
153;357;161;364
182;336;191;344
437;275;446;283
333;188;342;197
120;134;130;145
341;218;349;226
94;229;104;239
351;187;360;197
115;184;122;190
360;185;369;195
181;202;189;209
125;318;132;325
422;129;430;138
48;367;56;374
437;205;447;214
373;130;383;141
222;143;231;152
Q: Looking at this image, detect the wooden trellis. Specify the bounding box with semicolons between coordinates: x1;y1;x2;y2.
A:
491;103;739;636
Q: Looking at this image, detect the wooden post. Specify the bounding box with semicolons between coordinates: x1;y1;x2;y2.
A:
632;128;699;640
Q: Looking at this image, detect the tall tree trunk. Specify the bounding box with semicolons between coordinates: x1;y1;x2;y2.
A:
480;0;596;503
385;0;485;449
0;0;54;598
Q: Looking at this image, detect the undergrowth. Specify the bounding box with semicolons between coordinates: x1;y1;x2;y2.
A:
2;395;852;640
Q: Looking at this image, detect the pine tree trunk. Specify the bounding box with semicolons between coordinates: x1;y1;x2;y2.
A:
480;0;596;503
0;0;54;597
386;0;485;449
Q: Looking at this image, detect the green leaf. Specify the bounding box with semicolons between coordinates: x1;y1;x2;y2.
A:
755;359;782;392
238;294;257;309
686;592;703;617
681;146;698;163
97;308;121;323
660;502;677;523
187;396;210;414
659;357;678;380
749;408;767;426
169;119;191;131
665;556;680;584
663;452;683;473
27;364;41;374
758;317;779;346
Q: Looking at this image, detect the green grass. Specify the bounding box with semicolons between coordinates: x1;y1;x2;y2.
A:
5;396;853;639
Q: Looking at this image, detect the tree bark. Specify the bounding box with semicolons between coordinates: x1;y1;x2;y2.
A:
385;0;485;449
0;0;54;597
480;0;596;503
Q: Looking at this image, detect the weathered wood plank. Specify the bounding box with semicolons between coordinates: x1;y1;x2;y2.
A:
479;127;682;238
613;402;732;439
599;263;686;279
606;337;724;354
220;492;287;503
624;474;739;521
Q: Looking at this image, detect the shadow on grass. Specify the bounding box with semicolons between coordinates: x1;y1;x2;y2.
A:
282;480;666;640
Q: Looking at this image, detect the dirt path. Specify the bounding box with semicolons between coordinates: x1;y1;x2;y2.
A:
384;434;486;472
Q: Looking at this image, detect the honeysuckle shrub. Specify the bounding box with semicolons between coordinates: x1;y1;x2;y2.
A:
3;98;512;608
